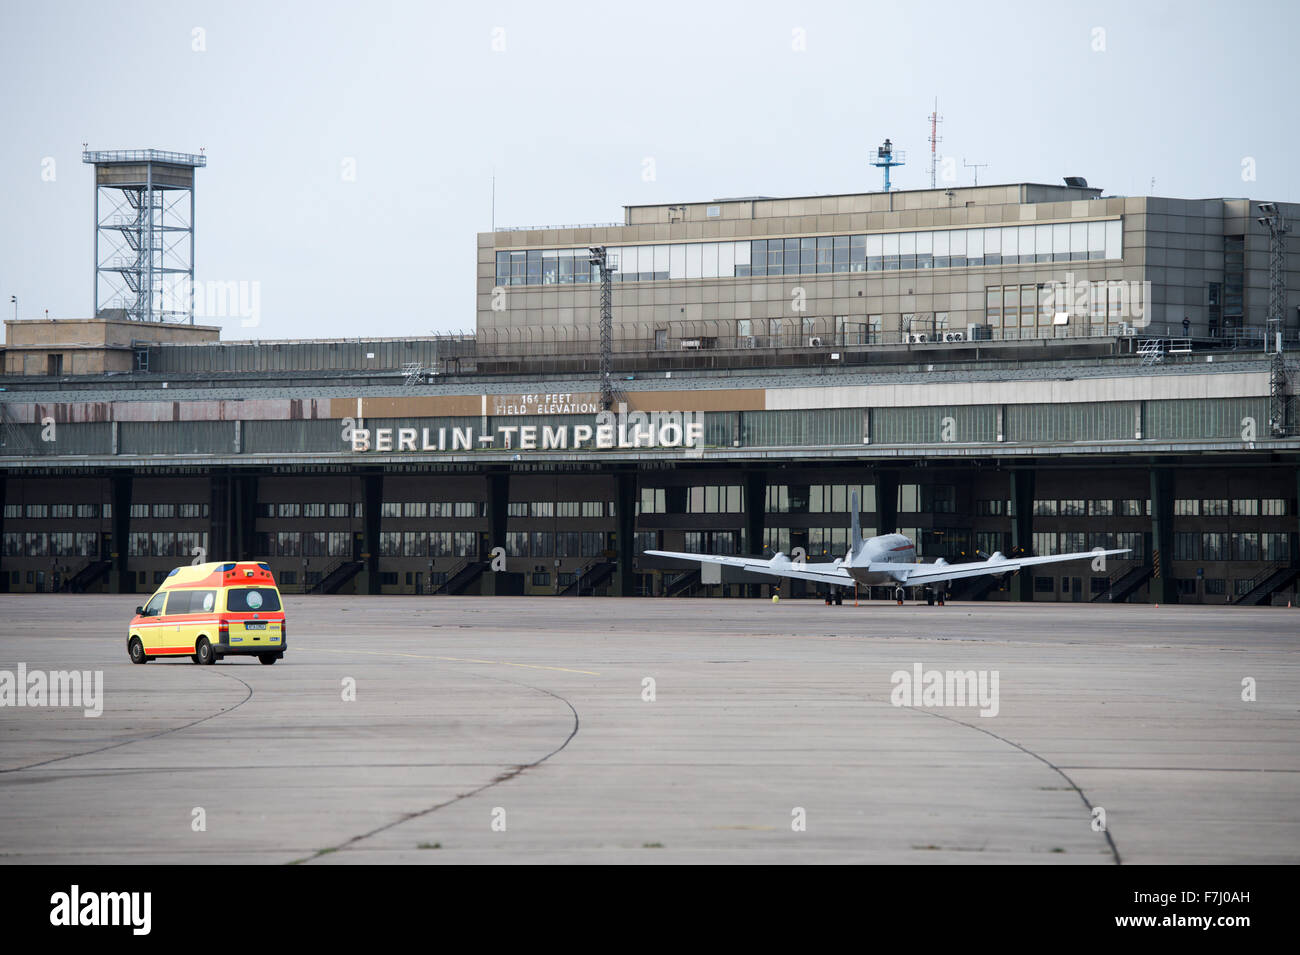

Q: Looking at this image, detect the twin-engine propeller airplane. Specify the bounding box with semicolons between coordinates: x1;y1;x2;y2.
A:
645;492;1129;606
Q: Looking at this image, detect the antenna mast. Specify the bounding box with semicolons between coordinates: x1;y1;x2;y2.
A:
963;158;988;187
927;99;943;188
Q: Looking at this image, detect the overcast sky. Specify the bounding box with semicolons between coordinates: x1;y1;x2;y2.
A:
1;0;1295;342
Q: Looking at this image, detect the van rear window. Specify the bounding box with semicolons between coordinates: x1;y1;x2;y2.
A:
226;588;281;612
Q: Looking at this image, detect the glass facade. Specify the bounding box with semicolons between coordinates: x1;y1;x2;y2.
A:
495;220;1122;287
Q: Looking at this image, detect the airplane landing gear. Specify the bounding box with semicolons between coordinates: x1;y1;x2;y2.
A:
894;586;905;605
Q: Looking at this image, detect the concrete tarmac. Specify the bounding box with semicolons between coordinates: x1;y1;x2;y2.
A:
0;595;1296;864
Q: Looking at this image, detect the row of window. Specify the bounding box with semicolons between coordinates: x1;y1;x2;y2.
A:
1034;500;1149;517
1172;532;1290;562
376;531;482;558
4;504;110;519
496;221;1123;286
766;484;879;514
126;532;209;558
131;504;209;519
6;494;1289;528
984;281;1142;330
638;486;744;514
260;503;355;518
2;532;101;557
507;501;609;518
1174;499;1288;517
1;531;217;560
255;531;355;558
1033;532;1147;557
502;531;610;558
683;531;739;555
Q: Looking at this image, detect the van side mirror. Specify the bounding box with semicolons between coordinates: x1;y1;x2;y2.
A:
135;606;144;615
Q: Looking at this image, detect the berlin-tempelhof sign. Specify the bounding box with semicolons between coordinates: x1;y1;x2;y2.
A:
344;408;706;453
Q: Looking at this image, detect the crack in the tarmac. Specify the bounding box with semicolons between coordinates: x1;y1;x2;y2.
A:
0;668;254;775
289;671;580;865
901;704;1123;865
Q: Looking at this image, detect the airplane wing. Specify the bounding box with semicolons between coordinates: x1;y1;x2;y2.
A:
896;548;1131;587
643;550;856;587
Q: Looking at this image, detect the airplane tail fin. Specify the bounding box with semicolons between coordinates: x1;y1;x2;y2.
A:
850;490;864;559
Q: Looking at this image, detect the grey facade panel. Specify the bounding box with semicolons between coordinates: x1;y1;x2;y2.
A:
243;419;346;454
872;405;998;445
741;408;860;446
147;339;461;375
10;422;113;455
1006;401;1137;443
1144;397;1269;440
119;421;235;455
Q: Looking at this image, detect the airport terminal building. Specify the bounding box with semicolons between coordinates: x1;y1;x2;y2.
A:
2;182;1298;605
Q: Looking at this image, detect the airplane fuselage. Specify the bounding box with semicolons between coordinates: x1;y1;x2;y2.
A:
846;533;917;585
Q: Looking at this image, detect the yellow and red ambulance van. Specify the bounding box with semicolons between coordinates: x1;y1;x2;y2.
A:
127;562;287;665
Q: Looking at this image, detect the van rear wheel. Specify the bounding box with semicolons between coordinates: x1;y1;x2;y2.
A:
194;637;215;665
258;653;279;665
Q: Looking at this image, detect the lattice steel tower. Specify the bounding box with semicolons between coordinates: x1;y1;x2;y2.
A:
83;149;206;323
1258;202;1290;435
589;246;618;410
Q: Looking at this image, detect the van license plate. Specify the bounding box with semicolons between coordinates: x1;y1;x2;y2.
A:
245;622;266;630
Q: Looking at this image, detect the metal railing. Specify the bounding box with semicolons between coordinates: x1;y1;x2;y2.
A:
1233;559;1291;602
473;322;1183;360
496;221;623;232
82;149;206;167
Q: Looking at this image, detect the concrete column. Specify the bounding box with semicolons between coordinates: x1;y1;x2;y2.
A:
876;470;898;535
0;476;8;593
480;469;510;596
1009;468;1035;602
232;473;259;561
1293;467;1300;570
613;470;637;596
357;470;383;595
744;469;767;597
111;472;132;593
1149;467;1177;604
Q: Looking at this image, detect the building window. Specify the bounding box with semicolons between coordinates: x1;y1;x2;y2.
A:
686;485;742;514
1262;533;1290;562
1231;533;1260;562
